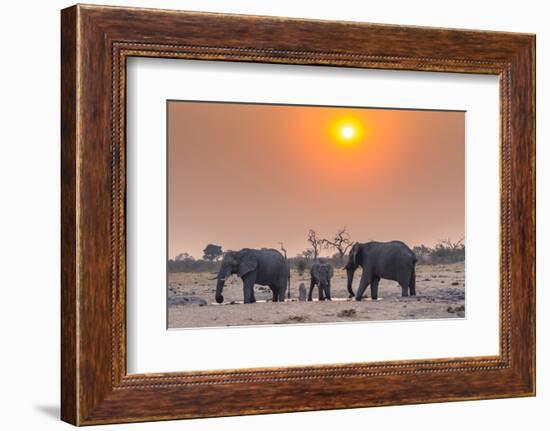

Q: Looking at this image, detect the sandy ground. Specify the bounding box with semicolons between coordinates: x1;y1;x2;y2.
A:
167;262;465;328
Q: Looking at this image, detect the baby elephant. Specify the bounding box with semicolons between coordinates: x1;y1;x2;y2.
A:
308;262;334;301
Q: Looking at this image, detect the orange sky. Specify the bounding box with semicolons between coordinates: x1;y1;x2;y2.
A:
168;101;464;259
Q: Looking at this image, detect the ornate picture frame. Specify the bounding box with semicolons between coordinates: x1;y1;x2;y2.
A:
61;4;535;425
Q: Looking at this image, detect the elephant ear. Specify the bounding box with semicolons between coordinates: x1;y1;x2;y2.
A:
328;265;334;279
311;264;319;279
238;254;258;277
350;243;362;268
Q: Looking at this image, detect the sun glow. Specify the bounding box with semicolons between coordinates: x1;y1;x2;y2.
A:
330;117;365;146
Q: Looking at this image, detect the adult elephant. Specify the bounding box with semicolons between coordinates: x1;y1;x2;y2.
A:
215;248;289;304
345;241;417;301
308;262;334;301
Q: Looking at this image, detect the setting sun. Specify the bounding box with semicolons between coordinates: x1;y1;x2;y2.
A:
341;125;355;139
330;117;364;146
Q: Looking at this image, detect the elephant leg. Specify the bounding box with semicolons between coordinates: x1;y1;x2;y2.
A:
346;269;355;298
409;267;416;296
273;284;286;302
270;285;278;302
399;274;409;297
242;275;256;304
370;277;380;300
277;277;287;302
355;271;371;301
251;288;257;303
318;285;325;301
325;280;332;301
308;280;315;301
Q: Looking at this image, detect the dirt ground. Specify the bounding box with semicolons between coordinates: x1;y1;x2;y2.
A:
167;262;465;328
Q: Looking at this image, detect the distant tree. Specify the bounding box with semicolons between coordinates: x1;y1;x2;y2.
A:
167;258;221;273
202;244;223;262
175;252;194;261
323;227;353;265
439;238;465;250
307;229;326;261
412;245;432;264
296;259;307;275
299;249;314;262
412;238;465;265
432;238;465;263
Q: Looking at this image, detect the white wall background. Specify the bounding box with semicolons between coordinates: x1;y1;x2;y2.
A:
0;1;546;429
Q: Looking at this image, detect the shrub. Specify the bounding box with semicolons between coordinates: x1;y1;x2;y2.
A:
167;259;220;273
414;239;464;265
296;259;307;275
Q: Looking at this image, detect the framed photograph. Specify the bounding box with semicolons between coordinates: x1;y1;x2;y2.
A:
164;100;466;329
61;4;535;425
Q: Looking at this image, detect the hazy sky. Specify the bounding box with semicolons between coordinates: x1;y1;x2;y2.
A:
168;101;464;259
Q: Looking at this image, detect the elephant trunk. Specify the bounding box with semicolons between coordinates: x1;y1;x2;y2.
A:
215;266;229;304
215;277;225;304
319;280;329;300
346;266;356;298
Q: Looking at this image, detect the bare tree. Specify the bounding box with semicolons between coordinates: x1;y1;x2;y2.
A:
323;227;353;265
278;242;287;260
278;242;290;299
430;238;466;264
439;238;465;250
307;229;326;261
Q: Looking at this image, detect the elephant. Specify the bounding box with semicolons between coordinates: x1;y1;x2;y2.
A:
308;262;334;301
344;241;417;301
215;248;289;304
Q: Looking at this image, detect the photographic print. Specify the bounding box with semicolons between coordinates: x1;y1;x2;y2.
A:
167;101;465;329
61;7;535;422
